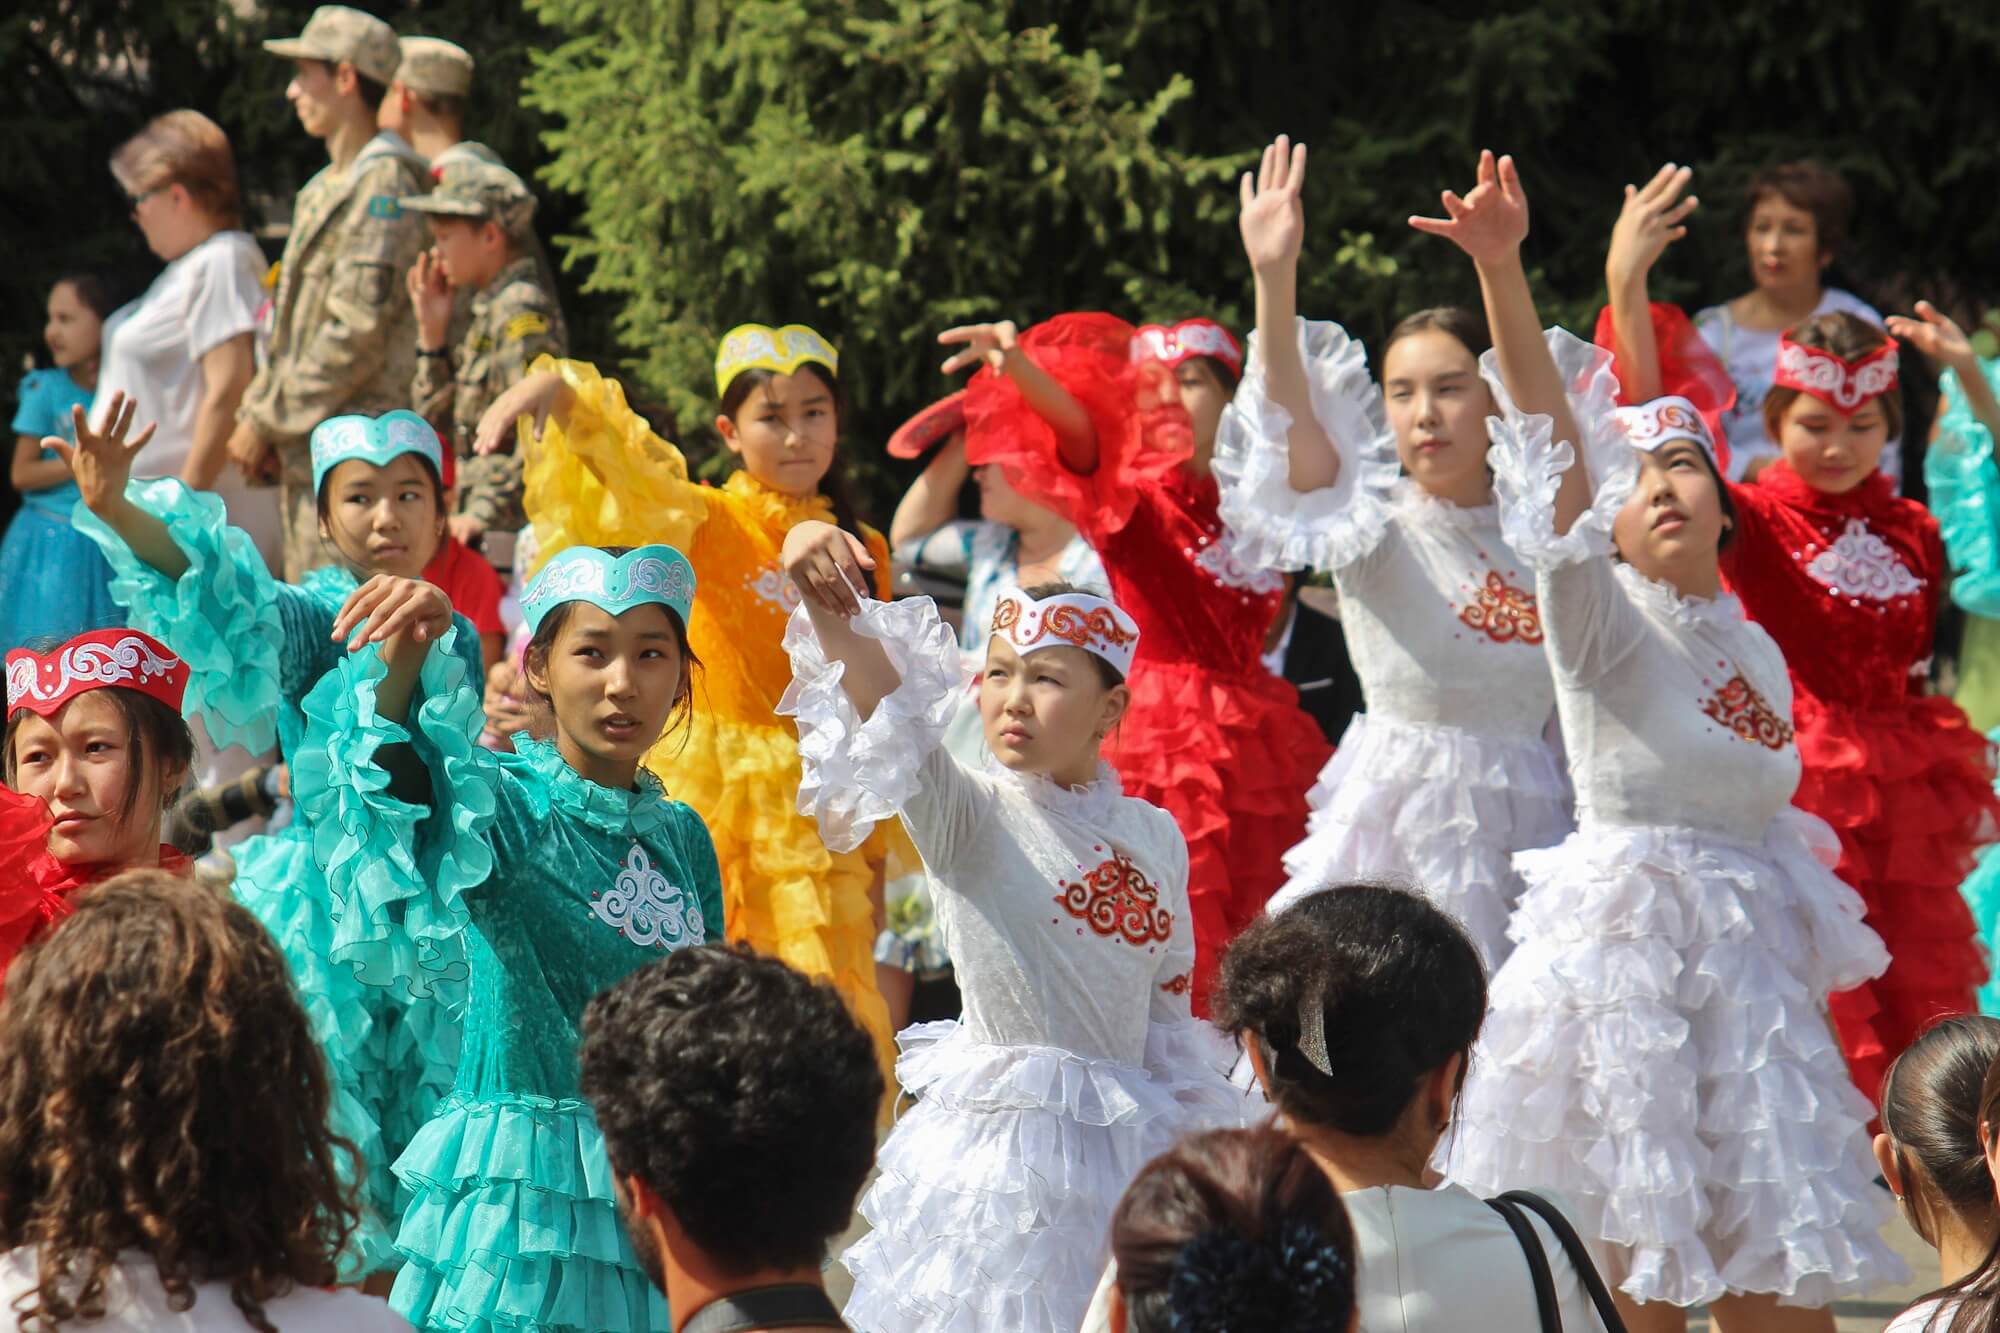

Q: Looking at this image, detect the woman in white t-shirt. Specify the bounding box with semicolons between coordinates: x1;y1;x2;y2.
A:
99;110;279;812
1690;161;1896;482
1876;1016;2000;1333
1080;883;1618;1332
0;870;410;1333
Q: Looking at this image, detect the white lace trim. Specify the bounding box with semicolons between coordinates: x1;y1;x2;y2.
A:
1803;518;1923;601
983;752;1124;823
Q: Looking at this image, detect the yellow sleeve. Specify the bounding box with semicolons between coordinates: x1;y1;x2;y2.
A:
523;356;710;573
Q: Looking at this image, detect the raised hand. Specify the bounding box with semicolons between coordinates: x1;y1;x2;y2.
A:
1240;135;1308;274
1887;301;1978;376
938;321;1021;377
408;249;455;349
782;519;876;618
1409;150;1530;266
474;370;571;457
48;392;157;514
1606;163;1698;292
329;575;454;659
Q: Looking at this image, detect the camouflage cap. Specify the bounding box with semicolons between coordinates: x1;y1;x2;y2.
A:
263;5;402;86
399;160;536;235
396;36;473;98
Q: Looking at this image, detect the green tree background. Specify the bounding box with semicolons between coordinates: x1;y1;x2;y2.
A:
8;0;2000;525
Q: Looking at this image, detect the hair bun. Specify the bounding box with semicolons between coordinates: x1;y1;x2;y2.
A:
1165;1221;1354;1332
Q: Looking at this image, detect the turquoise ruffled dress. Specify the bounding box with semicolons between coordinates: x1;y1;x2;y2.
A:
73;478;481;1272
1927;357;2000;1014
294;630;722;1333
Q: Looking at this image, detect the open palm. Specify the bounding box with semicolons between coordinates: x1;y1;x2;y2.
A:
1240;135;1308;273
1410;150;1530;265
1887;301;1975;374
48;392;156;512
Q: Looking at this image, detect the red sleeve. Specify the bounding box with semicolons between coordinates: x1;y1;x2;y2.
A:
961;312;1192;544
427;539;505;638
0;789;62;987
1593;300;1738;474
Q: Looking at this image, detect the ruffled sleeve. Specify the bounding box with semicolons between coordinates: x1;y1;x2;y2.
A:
1482;329;1635;572
295;626;499;994
521;356;712;573
961;313;1192;544
1926;360;2000;618
775;596;965;854
70;478;286;753
1212;317;1401;573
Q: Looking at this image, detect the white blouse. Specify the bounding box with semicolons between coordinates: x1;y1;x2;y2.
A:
0;1249;412;1333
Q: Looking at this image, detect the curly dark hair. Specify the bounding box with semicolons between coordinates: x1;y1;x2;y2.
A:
579;943;882;1275
1214;882;1486;1136
0;871;360;1333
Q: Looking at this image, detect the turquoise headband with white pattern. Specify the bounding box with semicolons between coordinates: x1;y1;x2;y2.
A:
521;545;698;632
310;409;447;493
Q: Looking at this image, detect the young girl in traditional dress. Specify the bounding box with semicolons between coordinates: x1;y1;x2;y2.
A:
1216;134;1570;968
474;326;902;1080
940;299;1331;1009
296;542;723;1333
1602;165;2000;1105
65;394;483;1274
1429;150;1899;1332
777;523;1248;1333
0;625;194;981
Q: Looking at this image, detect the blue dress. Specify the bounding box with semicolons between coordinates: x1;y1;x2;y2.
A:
295;622;722;1333
1927;358;2000;1015
1;369;121;651
73;478;482;1276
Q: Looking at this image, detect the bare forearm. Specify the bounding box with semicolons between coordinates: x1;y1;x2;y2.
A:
94;494;192;580
1606;274;1663;404
1003;349;1098;473
11;453;73;492
803;602;902;719
1476;253;1590;532
1251;262;1339;492
183;395;237;489
891;438;971;549
1958;364;2000;447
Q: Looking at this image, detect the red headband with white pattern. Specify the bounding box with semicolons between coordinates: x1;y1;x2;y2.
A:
6;630;190;719
1773;335;1899;416
1131;319;1243;377
989;589;1140;677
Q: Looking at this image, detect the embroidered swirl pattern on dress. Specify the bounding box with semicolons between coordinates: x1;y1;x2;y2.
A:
1193;537;1285;595
591;843;705;950
1054;849;1173;947
992;598;1139;654
1700;674;1795;750
6;635;183;711
1803;518;1922;600
1159;971;1192;996
747;564;804;612
1457;570;1544;645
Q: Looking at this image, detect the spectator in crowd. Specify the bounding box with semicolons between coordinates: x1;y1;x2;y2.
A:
579;944;881;1333
1692;161;1892;481
402;159;566;566
1082;883;1617;1332
1876;1016;2000;1332
3;276;121;652
0;870;410;1332
379;37;480;169
1105;1124;1358;1333
231;4;429;579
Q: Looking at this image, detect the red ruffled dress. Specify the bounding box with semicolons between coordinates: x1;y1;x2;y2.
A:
1608;300;1997;1103
0;786;191;986
1723;465;1997;1102
963;313;1333;1010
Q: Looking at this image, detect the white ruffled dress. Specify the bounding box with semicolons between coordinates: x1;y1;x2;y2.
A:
778;597;1252;1333
1213;316;1572;967
1444;363;1903;1308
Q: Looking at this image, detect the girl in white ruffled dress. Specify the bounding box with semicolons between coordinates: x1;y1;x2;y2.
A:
1420;150;1901;1331
774;520;1247;1333
1216;135;1570;966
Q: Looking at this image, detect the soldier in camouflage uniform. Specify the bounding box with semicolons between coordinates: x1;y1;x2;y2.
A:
401;160;566;558
231;5;429;579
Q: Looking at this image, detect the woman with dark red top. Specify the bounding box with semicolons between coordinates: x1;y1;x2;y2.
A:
0;627;195;983
940;311;1332;1011
1603;164;1998;1107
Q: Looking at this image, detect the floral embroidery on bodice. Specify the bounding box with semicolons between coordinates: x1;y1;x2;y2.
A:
1804;518;1923;601
1700;674;1795;750
1053;846;1173;947
1457;569;1545;645
1192;531;1285;595
745;563;803;613
591;843;706;950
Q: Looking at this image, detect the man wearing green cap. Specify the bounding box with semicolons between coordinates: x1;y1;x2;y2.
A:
403;160;566;555
230;3;429;579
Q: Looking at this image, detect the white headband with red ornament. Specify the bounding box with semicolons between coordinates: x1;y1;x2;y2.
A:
988;588;1140;678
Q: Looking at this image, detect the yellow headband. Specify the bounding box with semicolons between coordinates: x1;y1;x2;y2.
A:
714;323;840;396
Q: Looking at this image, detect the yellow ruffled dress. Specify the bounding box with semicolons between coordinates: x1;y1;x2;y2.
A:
522;356;900;1088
